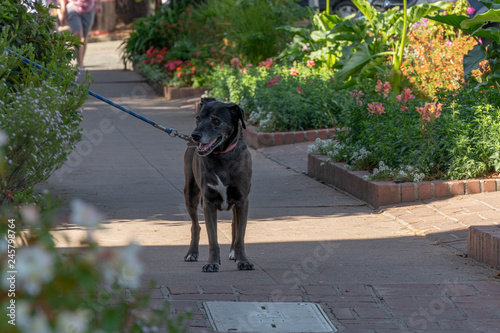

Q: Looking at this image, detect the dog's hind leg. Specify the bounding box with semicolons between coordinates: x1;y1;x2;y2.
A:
184;188;201;262
232;200;255;270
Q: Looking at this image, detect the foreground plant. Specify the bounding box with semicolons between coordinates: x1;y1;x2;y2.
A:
0;194;191;332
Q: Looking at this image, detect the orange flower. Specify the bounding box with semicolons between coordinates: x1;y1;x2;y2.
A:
289;67;298;76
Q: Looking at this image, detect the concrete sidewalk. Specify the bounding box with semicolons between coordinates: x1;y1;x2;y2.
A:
44;40;500;333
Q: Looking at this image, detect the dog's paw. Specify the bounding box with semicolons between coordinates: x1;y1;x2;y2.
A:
237;260;255;271
184;253;198;262
228;249;235;261
202;263;220;272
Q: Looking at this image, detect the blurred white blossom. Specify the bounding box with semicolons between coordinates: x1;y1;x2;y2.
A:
56;310;91;333
70;198;103;229
17;246;55;295
20;204;40;225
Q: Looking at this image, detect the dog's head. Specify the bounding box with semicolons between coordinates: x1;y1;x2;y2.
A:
191;98;246;156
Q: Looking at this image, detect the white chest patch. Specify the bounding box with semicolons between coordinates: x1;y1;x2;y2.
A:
208;175;229;210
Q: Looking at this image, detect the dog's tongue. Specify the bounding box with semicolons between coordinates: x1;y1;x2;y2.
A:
198;138;217;153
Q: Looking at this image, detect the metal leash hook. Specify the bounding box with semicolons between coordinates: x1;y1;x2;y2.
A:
5;49;193;142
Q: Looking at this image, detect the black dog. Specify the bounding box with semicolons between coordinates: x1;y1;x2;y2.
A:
184;98;254;272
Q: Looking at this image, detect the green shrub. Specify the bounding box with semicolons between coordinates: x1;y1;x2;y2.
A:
121;0;307;86
208;62;350;132
311;79;500;181
0;0;89;204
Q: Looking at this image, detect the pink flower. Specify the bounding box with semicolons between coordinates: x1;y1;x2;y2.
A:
267;76;282;87
396;88;415;104
350;90;364;107
375;80;391;98
444;40;452;46
195;51;201;57
231;57;241;68
416;102;442;122
306;59;315;67
467;7;475;15
289;67;298;76
368;102;385;115
297;86;302;94
258;58;275;69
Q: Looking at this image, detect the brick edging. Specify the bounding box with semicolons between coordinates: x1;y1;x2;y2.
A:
308;154;500;209
243;125;335;149
468;226;500;269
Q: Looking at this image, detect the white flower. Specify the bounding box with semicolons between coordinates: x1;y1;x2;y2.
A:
56;310;91;333
17;246;55;295
106;243;144;289
397;170;408;178
70;199;103;228
16;301;51;333
20;205;40;225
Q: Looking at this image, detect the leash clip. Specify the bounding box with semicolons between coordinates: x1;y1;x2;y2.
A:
169;129;192;142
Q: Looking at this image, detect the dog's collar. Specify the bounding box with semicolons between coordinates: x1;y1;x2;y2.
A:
213;141;237;154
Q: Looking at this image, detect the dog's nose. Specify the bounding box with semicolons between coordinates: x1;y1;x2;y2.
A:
191;132;202;142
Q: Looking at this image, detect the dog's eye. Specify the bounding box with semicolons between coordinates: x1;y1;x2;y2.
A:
195;117;200;124
212;119;220;125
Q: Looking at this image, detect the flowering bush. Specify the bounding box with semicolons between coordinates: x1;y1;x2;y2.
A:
123;0;306;87
208;62;350;132
0;0;90;205
310;79;500;181
0;192;190;332
402;23;480;98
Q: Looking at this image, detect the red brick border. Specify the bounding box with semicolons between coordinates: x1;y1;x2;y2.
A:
308;154;500;209
468;226;500;270
243;125;336;149
163;86;206;100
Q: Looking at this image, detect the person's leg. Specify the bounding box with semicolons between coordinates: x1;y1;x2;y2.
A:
66;5;85;69
79;8;95;68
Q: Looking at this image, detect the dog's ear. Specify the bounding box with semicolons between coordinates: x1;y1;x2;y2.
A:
199;97;216;113
230;103;246;129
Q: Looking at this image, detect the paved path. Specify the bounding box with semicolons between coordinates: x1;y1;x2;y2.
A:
43;40;500;333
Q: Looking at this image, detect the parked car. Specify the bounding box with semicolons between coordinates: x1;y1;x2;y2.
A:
296;0;358;18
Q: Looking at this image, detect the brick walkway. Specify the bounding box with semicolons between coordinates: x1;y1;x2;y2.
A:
150;282;500;333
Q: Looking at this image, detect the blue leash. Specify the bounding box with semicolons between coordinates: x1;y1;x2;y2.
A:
5;49;192;142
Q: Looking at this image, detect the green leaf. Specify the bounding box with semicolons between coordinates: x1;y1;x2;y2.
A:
334;44;392;81
408;3;448;24
461;9;500;29
427;14;482;34
350;0;379;24
311;30;330;42
472;27;500;44
463;44;487;79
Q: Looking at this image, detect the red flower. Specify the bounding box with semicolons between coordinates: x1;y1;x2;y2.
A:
297;86;302;94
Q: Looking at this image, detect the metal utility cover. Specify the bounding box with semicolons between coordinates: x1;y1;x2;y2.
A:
203;301;337;333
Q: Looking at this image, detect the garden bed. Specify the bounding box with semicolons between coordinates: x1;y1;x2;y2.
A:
308;154;500;209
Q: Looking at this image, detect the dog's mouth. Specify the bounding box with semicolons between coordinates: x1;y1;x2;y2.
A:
196;136;222;156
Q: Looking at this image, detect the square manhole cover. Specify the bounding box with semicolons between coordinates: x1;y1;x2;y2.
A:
203;301;337;333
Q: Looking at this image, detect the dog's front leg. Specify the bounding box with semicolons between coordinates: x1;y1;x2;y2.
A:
203;202;220;272
233;199;255;270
